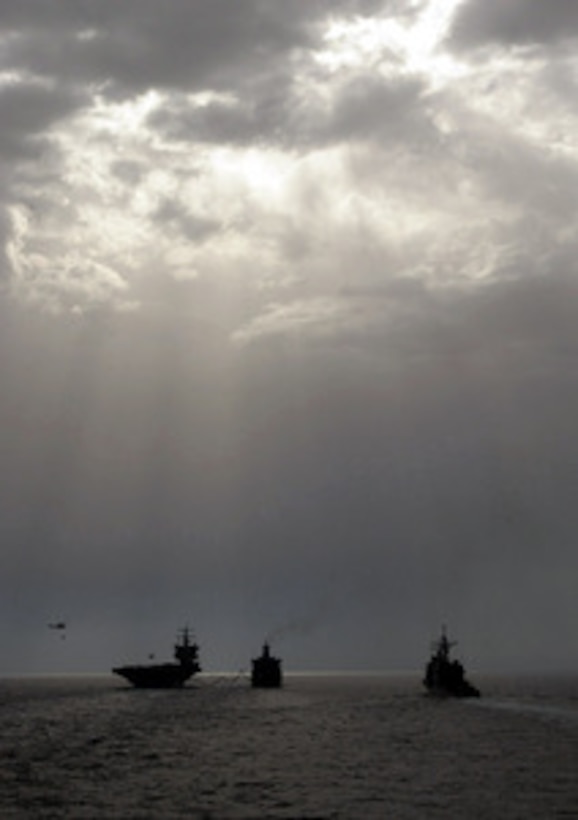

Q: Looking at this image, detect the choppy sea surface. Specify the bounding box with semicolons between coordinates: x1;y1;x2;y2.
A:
0;672;576;819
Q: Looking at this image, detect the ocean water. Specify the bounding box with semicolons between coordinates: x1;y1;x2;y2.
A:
0;673;576;819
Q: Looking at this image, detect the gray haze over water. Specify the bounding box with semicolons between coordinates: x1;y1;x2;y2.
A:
1;1;578;674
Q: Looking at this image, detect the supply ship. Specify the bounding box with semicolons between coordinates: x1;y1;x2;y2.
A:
424;627;480;698
251;642;282;688
113;627;201;688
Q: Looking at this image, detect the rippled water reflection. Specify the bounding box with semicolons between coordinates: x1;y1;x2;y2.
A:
0;674;576;818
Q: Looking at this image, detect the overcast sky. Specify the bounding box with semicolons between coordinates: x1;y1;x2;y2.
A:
1;0;577;675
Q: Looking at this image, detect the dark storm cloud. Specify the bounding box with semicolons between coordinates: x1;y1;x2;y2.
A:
147;76;295;148
152;199;223;242
392;271;578;369
0;201;12;281
450;0;578;50
0;0;392;99
447;112;578;219
0;81;84;161
2;0;308;87
276;261;578;378
149;73;433;151
323;75;434;148
0;79;86;283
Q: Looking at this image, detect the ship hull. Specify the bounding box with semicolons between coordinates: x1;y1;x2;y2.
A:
425;682;480;698
112;663;196;689
424;666;480;698
251;664;282;688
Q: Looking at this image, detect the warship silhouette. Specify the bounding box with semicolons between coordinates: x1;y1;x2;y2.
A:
251;642;282;688
113;627;201;688
424;627;480;698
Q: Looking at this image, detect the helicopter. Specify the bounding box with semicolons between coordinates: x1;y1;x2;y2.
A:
47;621;67;639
